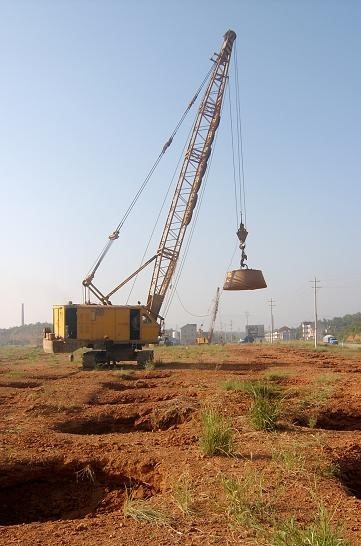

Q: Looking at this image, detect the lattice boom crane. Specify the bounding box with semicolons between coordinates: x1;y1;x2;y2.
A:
43;30;237;369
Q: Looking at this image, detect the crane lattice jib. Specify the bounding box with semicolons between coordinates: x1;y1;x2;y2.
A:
208;287;221;344
147;30;236;317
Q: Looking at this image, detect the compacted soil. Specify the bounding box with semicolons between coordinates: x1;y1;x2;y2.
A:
0;343;360;545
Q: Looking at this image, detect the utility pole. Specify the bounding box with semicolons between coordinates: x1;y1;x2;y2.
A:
245;311;250;334
21;303;24;327
310;277;321;348
268;299;275;343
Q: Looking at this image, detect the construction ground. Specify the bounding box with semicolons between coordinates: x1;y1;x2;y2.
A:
0;343;360;545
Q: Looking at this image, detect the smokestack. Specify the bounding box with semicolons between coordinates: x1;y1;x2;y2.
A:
21;303;24;327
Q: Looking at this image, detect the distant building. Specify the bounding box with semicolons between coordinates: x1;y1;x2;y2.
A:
163;328;180;345
301;321;315;340
245;324;265;341
265;330;279;342
180;324;197;345
265;326;297;342
278;326;297;341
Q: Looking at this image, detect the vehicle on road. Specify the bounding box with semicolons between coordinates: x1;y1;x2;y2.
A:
239;335;255;343
323;334;338;345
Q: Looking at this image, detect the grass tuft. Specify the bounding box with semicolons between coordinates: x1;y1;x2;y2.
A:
220;378;245;391
123;493;171;526
144;359;156;370
265;370;290;382
249;383;281;431
308;415;318;429
114;369;135;380
272;446;306;473
222;471;272;532
172;471;195;514
221;378;281;399
75;464;96;484
199;408;234;456
271;505;349;546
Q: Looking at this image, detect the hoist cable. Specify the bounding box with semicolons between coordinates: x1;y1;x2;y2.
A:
227;241;239;271
125;123;195;304
227;82;240;229
85;65;214;281
234;46;247;226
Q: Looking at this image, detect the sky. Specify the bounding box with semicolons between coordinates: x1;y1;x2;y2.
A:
1;0;360;333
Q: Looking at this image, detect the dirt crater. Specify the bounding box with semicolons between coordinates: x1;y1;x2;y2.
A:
89;391;179;406
294;409;361;431
0;460;157;525
102;380;156;392
336;447;361;499
56;397;198;435
0;381;41;389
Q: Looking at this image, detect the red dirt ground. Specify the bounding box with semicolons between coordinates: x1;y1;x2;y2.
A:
0;343;360;545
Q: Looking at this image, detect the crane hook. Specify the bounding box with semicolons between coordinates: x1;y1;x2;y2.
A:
237;222;248;269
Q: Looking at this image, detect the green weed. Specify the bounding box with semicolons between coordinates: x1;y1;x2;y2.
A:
220;378;245;391
250;396;280;431
316;373;339;385
316;461;341;479
272;446;306;473
4;370;25;379
301;381;334;409
123;493;171;526
271;505;349;546
144;359;156;370
222;379;281;399
113;369;135;380
172;471;195;514
222;471;272;532
265;371;290;382
308;415;318;429
199;408;234;456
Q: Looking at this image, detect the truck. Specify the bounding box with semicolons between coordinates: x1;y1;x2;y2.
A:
323;334;338;345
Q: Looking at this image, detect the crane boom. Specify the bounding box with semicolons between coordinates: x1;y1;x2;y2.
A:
208;287;221;344
146;30;236;317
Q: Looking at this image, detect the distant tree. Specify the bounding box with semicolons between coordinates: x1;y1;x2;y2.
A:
0;323;52;346
319;313;361;340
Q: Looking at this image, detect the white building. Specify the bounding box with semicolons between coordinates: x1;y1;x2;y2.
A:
302;321;315;341
278;326;297;341
265;326;297;342
164;328;180;345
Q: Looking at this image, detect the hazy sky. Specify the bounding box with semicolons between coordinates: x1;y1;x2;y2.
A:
1;0;360;333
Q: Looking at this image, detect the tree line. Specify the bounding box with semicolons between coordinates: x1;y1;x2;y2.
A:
319;312;361;340
0;323;52;346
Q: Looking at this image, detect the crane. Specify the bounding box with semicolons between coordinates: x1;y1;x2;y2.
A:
43;30;237;369
196;287;221;344
208;287;221;344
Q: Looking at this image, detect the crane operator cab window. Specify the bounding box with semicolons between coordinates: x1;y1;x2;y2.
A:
65;307;77;339
130;309;140;340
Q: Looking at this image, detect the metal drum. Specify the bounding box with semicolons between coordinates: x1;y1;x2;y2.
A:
223;269;267;291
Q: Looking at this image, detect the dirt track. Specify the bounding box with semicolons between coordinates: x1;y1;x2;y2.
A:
0;344;360;545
